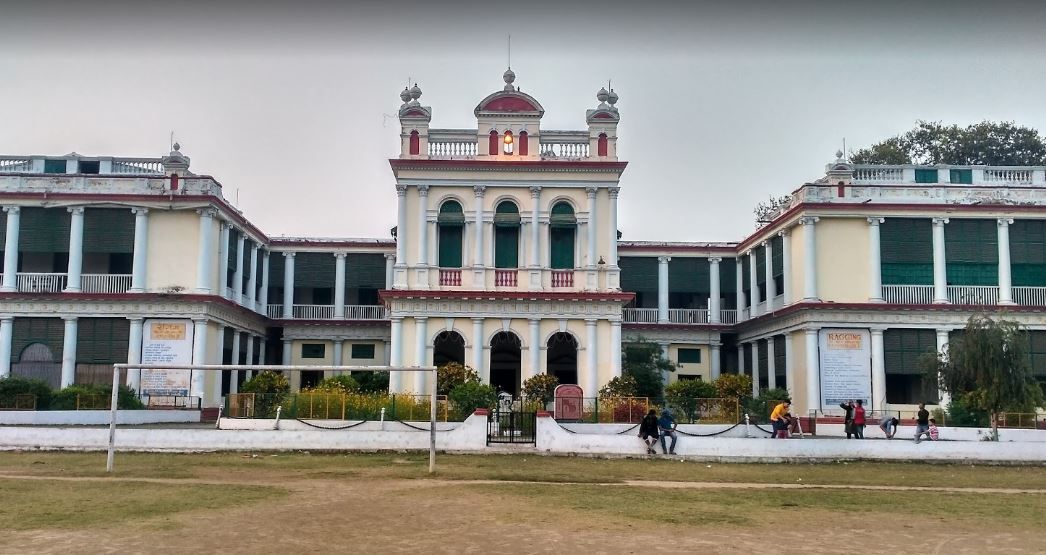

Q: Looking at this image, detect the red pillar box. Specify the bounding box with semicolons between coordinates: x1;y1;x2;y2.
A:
554;384;584;422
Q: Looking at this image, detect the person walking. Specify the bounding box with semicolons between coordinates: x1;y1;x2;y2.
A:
914;403;931;443
839;400;856;439
638;409;660;455
658;408;679;455
879;414;899;439
769;400;792;439
853;399;867;439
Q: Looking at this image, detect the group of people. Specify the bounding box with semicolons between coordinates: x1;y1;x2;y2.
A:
770;399;941;441
638;409;679;455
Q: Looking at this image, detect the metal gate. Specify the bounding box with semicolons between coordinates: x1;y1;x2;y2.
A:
487;408;537;444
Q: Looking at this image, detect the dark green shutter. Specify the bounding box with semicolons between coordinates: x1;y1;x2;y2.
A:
84;209;134;253
12;318;65;363
351;344;376;359
1010;220;1046;286
619;257;659;308
950;169;973;184
301;344;325;358
19;208;70;252
295;252;336;288
43;160;66;174
881;218;933;285
771;235;784;277
678;348;701;364
883;329;936;375
1028;331;1046;378
549;202;577;227
668;258;710;309
438;225;463;268
494;226;518;268
914;169;938;183
76;318;130;364
550;227;574;269
945;219;997;285
346;253;386;304
437;201;465;224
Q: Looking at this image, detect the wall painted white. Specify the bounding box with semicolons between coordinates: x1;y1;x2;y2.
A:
217;419;460;432
0;411;200;426
815;423;1046;443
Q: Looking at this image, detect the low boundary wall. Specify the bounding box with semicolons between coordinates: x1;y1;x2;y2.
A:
815;423;1046;442
0;410;200;426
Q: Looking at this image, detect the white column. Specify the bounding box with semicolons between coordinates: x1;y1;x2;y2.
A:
246;334;256;365
125;317;143;391
0;317;12;378
737;344;745;375
868;217;885;302
735;258;746;320
389;317;403;391
998;218;1014;304
64;207;85;292
529;186;542;268
217;223;230;298
710;343;721;379
763;240;776;304
394;185;407;266
610;319;622;379
804;328;820;415
750;340;760;396
190;319;208;401
259;250;270;312
382;340;391;366
472;186;485;267
414;317;428;393
657;256;670;323
472;318;486;384
748;250;760;316
586;187;597;268
233;232;245;303
608;187;619;267
334;253;346;319
247;243;259;309
585;319;598;398
870;328;886;411
259;338;267;365
708;257;722;324
61;317;78;387
195;209;216;293
528;318;541;381
416;185;429;268
282;252;295;318
932;217;949;303
230;330;241;394
935;329;951;406
801;217;819;301
281;339;292;365
332;339;343;368
129;208;149;293
1;207;20;292
385;253;395;289
766;336;776;390
784;331;794;397
779;230;792;305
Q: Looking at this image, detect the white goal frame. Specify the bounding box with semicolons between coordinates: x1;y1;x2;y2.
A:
105;364;438;473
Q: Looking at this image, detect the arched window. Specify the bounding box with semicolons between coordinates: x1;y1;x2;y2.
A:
494;201;520;269
549;202;576;270
503;130;514;155
488;130;499;156
518;131;528;156
597;133;608;157
437;201;464;268
433;331;466;367
409;130;420;155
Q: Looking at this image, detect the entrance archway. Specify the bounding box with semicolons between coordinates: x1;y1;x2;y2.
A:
13;343;61;389
489;331;522;396
546;332;578;386
433;330;465;367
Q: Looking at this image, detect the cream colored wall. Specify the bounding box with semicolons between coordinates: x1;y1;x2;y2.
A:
145;211;200;291
341;341;387;365
788;223;806;302
789;331;808;411
290;340;334;366
669;345;711;382
816;218;870;303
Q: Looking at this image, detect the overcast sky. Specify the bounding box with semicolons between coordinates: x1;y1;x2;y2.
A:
2;0;1046;243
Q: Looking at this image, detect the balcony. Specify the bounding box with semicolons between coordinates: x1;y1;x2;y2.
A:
494;269;518;287
267;304;388;320
720;309;738;324
551;270;574;288
948;285;999;305
81;274;132;294
851;165;1045;186
1013;286;1046;306
439;269;462;287
883;285;934;304
882;284;1004;305
623;308;731;325
622;308;658;323
16;273;66;293
539;131;590;160
668;308;709;324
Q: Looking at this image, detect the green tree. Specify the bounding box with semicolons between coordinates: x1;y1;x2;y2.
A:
753;194;793;225
598;374;639;400
920;315;1045;440
851;121;1046;166
521;373;559;405
664;379;717;423
314;375;360;394
448;382;497;418
712;373;752;401
621;339;675;398
436;362;479;396
0;376;53;410
351;371;389;394
241;371;291;418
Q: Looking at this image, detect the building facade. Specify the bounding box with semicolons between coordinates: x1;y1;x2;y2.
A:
1;72;1045;415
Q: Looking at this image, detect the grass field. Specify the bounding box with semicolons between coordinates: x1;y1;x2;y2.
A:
0;452;1044;553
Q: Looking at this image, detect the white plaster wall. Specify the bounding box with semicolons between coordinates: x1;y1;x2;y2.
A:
0;410;200;426
816;423;1046;443
217;419;459;432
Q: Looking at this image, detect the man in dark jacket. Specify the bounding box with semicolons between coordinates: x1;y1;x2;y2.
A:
840;400;856;439
658;409;678;455
638;409;660;455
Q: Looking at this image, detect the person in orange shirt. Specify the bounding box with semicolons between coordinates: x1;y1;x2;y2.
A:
769;400;792;439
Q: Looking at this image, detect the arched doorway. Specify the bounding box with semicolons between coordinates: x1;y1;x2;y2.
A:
489;331;521;396
546;332;578;386
433;330;465;367
13;343;61;389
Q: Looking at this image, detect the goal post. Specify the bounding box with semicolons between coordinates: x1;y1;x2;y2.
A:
106;363;438;474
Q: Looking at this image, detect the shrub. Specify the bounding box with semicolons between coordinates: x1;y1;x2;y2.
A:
522;373;559;405
743;388;791;424
436;362;479;396
240;371;290;418
713;373;752;400
316;375;360;394
51;384;143;410
598;375;638;400
448;381;497;419
664;379;717;422
622;339;675;398
945;394;990;427
604;397;648;423
0;376;53;410
352;371;389;394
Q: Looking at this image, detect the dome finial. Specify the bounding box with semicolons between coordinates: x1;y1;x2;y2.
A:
503;67;516;91
596;86;609;108
409;83;422;106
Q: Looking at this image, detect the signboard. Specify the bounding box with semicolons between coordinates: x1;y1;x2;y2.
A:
554;384;584;421
140;319;194;398
818;328;872;410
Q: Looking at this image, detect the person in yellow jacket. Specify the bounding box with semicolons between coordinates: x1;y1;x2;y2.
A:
769;400;792;439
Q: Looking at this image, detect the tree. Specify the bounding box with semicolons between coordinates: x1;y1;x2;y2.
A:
522;373;559;405
436;362;479;396
920;315;1045;441
850;121;1046;166
621;339;676;398
664;379;717;423
712;373;752;401
753;194;792;226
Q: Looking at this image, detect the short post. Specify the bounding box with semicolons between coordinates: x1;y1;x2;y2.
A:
744;412;751;438
429;366;437;474
106;364;120;472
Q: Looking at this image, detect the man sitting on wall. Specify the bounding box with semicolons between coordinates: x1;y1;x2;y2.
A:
769;400;792;439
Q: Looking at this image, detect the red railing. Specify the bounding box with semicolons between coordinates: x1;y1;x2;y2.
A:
551;270;574;288
439;269;462;286
494;269;517;287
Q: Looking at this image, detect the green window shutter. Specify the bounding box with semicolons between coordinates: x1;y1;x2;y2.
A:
756;247;767;285
945;219;998;285
773;336;786;379
550;227;575;269
345;253;386;301
883;329;936;375
76;318;130;364
1010;220;1046;286
619;257;659;308
678;348;701;364
771;235;784;277
914;169;938;183
84;209;135;254
549;202;577;227
301;344;325;358
12;318;66;363
43;160;66;174
493;201;521;226
1028;331;1046;378
19;208;70;252
438;225;463;268
351;344;376;359
950;169;973;184
494;226;518;268
437;200;465;224
880;218;934;285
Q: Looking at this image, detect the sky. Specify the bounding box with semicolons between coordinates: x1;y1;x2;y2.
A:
2;0;1046;243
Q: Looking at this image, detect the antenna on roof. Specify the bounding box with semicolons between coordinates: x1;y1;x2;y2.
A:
507;34;511;69
842;137;847;159
169;131;174;151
